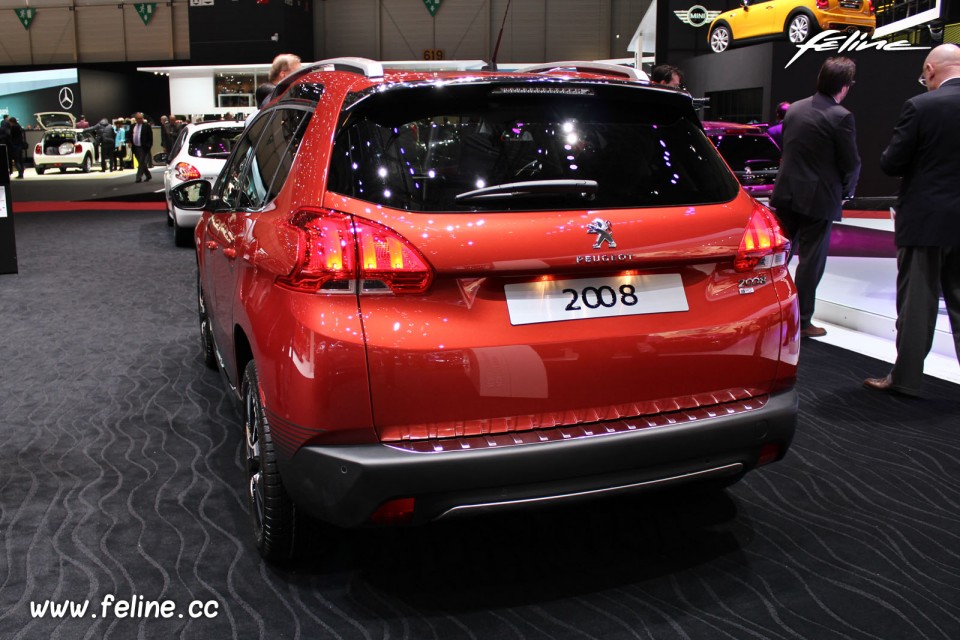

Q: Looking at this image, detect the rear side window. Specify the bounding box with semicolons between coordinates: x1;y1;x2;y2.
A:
187;127;242;159
168;128;188;159
329;83;739;211
215;107;312;211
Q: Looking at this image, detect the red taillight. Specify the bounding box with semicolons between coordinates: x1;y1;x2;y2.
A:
368;497;415;525
869;0;875;12
34;143;42;156
816;0;828;8
734;206;790;272
74;143;82;153
174;162;201;181
276;208;433;294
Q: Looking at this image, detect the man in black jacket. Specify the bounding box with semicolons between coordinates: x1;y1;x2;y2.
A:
7;117;25;178
771;56;861;339
96;118;117;172
864;44;960;396
131;112;153;183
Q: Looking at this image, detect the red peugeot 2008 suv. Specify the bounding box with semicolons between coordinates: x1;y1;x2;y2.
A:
172;58;800;562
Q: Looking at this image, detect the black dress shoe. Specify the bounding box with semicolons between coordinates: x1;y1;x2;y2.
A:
135;179;142;183
800;324;827;338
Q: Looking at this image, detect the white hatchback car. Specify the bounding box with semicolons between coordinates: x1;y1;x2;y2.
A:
32;112;99;174
164;120;245;246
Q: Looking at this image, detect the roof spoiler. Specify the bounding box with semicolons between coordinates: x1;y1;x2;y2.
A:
514;61;649;81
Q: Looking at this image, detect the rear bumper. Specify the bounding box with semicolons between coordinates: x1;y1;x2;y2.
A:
279;389;797;528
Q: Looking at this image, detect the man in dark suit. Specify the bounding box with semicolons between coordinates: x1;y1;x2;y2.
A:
771;57;861;339
131;112;153;183
864;44;960;396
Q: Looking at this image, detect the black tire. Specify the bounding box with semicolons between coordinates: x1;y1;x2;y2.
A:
786;12;816;44
35;166;45;175
242;361;297;562
197;275;218;370
59;167;67;173
710;23;732;53
174;218;193;248
81;154;92;173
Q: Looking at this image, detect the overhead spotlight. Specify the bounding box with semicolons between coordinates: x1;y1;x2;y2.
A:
270;32;279;42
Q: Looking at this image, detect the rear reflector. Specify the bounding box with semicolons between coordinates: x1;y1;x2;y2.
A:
757;443;781;467
368;497;415;525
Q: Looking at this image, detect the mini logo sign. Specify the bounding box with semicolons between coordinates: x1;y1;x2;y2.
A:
786;29;929;67
587;218;617;249
674;5;720;28
422;0;442;17
15;8;37;30
134;3;157;26
59;87;74;110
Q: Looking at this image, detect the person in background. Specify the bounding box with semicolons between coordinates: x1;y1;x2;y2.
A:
255;53;302;107
767;101;790;149
864;44;960;396
7;116;25;178
650;64;684;89
771;56;860;339
0;115;11;173
131;112;153;183
76;114;90;129
114;120;128;170
160;115;175;155
96;118;117;172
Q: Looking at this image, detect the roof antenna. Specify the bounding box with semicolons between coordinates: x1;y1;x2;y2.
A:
486;0;512;71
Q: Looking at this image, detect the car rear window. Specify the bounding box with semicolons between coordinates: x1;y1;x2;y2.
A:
329;82;739;212
708;132;781;170
188;128;243;159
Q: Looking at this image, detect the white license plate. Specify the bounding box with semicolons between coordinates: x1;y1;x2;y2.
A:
504;274;688;326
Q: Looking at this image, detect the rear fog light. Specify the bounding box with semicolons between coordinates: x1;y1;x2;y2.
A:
757;443;782;467
368;497;416;525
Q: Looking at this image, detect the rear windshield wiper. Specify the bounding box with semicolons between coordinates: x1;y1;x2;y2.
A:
454;179;598;203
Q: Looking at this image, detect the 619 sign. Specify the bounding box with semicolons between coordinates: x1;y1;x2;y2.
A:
423;49;446;60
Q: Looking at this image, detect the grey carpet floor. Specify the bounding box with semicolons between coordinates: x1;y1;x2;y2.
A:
2;210;960;639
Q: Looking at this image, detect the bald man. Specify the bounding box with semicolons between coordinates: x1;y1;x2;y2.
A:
864;45;960;396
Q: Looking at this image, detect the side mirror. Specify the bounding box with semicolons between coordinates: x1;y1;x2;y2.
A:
154;152;168;164
171;179;214;211
741;0;749;8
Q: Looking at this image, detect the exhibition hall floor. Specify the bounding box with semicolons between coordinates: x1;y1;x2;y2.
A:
2;177;959;639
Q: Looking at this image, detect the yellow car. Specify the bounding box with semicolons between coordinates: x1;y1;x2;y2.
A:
708;0;875;53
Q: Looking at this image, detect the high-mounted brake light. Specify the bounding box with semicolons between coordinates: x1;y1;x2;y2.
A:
276;208;433;294
174;162;202;181
734;207;790;272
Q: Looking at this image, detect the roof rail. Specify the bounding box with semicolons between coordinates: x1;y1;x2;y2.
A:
515;61;648;81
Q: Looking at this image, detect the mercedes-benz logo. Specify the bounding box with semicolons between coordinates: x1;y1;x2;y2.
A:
59;87;74;110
